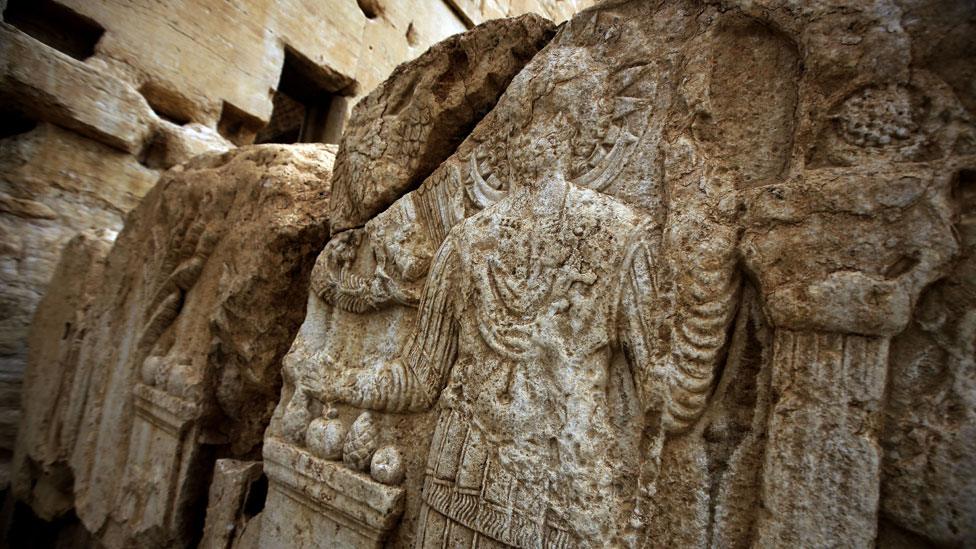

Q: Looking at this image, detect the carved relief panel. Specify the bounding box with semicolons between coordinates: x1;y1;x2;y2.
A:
268;1;976;548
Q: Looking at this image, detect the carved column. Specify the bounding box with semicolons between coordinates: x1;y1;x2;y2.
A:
757;330;889;546
740;165;958;548
116;383;206;546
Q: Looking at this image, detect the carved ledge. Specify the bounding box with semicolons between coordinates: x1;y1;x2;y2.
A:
263;437;405;546
132;383;200;437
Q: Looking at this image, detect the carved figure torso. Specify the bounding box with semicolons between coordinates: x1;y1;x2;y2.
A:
416;178;647;547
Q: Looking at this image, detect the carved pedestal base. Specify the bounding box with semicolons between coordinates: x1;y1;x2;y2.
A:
757;330;889;548
261;437;405;548
115;383;205;546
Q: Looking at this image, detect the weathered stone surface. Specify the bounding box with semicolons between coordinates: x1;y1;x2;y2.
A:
328;14;556;232
200;459;265;549
12;144;337;548
0;23;153;154
8;0;975;547
0;1;590;459
54;0;359;125
267;1;975;548
881;166;976;545
448;0;592;26
0;122;158;409
10;230;113;521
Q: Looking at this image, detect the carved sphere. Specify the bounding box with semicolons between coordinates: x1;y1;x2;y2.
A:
306;417;346;460
342;412;378;471
140;356;163;386
370;446;405;486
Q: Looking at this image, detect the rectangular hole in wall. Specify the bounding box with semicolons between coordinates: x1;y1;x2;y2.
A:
3;0;105;61
138;82;194;126
254;91;305;144
217;101;264;147
0;107;38;140
254;46;353;145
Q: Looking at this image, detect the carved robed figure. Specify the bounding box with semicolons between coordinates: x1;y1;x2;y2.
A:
307;52;731;548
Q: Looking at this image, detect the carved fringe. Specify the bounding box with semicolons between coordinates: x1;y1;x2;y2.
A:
423;473;577;549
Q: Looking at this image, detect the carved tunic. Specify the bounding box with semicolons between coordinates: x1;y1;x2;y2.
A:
344;179;680;547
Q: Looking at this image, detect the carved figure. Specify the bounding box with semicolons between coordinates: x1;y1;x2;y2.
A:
303;49;735;548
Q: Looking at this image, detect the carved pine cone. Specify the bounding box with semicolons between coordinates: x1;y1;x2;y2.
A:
342;412;378;471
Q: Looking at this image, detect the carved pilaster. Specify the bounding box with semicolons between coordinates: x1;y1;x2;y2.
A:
117;383;204;545
756;330;888;547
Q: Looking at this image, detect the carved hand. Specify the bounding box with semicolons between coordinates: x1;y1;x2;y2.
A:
314;369;358;405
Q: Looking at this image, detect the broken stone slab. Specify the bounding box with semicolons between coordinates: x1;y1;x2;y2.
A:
261;437;405;549
882;163;976;546
200;459;264;549
328;13;556;232
0;124;160;489
10;230;113;521
47;144;336;548
268;1;976;548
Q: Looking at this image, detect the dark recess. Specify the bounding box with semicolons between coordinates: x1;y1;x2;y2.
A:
255;47;346;145
243;474;268;518
0;108;38;140
3;0;105;61
356;0;383;19
218;101;264;147
3;502;93;548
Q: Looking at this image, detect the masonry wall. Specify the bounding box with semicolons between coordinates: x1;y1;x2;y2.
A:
0;0;592;483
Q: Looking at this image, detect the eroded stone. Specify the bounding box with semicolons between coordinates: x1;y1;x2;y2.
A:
266;2;975;548
328;14;556;232
10;1;976;548
16;144;336;548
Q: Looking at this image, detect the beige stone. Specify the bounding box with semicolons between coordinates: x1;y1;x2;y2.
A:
55;0;357;125
8;0;975;547
0;123;158;398
329;14;556;232
11;144;336;547
448;0;593;26
266;2;976;548
350;2;469;100
0;23;154;153
0;0;590;461
200;459;265;549
0;21;231;434
10;230;113;521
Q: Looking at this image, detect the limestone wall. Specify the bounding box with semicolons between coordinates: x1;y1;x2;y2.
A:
0;0;593;483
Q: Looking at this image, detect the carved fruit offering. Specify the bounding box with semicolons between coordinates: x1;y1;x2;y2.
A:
370;446;405;486
342;412;378;471
306;410;346;460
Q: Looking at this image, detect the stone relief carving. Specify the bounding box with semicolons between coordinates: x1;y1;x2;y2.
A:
329;14;557;232
264;1;975;548
10;1;976;548
10;230;113;522
12;145;336;548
